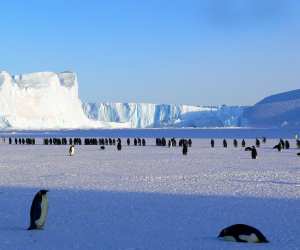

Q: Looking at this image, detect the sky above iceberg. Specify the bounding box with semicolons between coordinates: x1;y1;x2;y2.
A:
0;0;299;105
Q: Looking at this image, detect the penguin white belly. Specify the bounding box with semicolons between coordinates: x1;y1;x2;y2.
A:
35;195;48;228
222;236;236;242
239;233;259;243
70;147;75;156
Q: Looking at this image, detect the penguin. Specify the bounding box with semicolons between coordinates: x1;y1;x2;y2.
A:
262;137;266;143
251;146;257;159
223;139;227;148
245;146;252;151
100;145;105;150
127;138;130;146
69;145;75;156
241;139;246;147
279;139;285;149
28;190;49;230
285;140;290;149
117;141;122;151
233;139;238;148
255;138;260;147
297;152;300;156
182;143;188;155
273;143;282;152
210;139;215;148
218;224;269;243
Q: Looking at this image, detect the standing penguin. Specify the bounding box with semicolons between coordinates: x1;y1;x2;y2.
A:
28;190;49;230
218;224;269;243
233;139;238;148
241;139;246;147
69;145;75;156
211;139;215;148
251;146;258;159
182;142;188;155
117;141;122;151
255;138;260;147
223;139;227;148
284;140;290;149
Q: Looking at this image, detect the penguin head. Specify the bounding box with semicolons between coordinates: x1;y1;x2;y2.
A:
40;190;49;195
218;229;227;237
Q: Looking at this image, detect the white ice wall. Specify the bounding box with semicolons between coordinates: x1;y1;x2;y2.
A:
0;71;95;129
0;70;244;129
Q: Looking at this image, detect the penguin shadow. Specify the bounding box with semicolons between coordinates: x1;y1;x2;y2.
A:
229;178;300;186
0;187;298;249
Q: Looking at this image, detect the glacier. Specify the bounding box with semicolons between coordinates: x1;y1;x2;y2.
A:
0;70;245;129
0;71;120;129
82;102;244;128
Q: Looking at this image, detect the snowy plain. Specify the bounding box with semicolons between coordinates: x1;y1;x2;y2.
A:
0;138;299;250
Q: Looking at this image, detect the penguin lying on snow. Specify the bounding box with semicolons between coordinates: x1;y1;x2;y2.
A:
218;224;269;243
28;190;49;230
297;152;300;156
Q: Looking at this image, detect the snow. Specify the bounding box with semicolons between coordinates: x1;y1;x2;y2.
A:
0;138;299;249
242;89;300;128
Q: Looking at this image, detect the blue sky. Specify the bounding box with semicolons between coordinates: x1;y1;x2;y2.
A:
0;0;300;105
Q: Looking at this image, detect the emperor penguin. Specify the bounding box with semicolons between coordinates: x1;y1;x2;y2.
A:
28;190;49;230
251;146;258;159
182;143;188;155
69;145;75;156
218;224;269;243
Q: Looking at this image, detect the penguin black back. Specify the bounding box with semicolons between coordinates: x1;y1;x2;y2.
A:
218;224;269;243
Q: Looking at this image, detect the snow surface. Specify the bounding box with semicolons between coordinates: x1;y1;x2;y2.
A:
0;138;299;249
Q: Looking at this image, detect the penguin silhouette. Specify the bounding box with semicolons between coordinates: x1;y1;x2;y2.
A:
69;145;75;156
28;190;49;230
251;146;257;159
218;224;269;243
